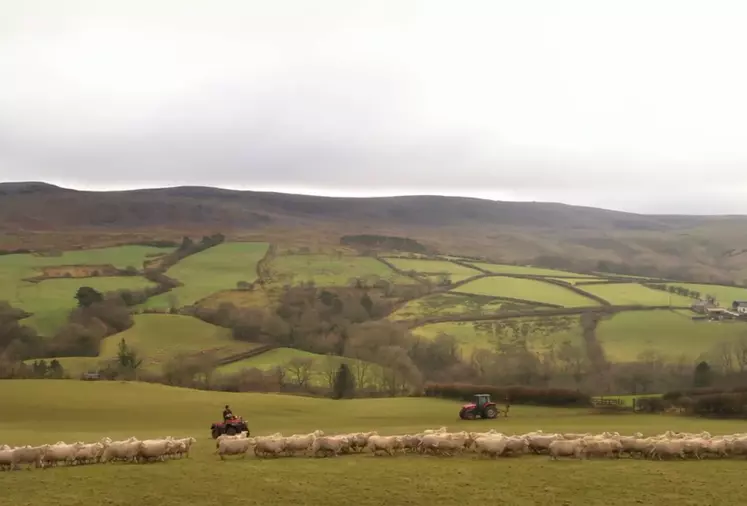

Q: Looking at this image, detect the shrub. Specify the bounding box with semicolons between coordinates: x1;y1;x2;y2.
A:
423;382;591;407
635;397;670;413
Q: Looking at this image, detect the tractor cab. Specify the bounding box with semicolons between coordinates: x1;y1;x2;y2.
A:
459;393;499;420
474;394;491;409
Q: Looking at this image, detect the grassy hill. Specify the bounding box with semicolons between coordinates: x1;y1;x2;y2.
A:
142;242;269;309
46;314;261;375
0;245;169;335
7;241;747;387
4;183;747;283
4;380;747;505
451;277;600;307
19;276;156;336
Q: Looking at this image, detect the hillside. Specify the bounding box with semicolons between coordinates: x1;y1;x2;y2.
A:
4;236;747;399
2;182;747;282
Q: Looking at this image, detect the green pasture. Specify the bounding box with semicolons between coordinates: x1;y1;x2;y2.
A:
423;273;480;285
388;293;529;320
0;245;169;303
383;257;481;277
216;347;382;387
465;262;597;278
4;380;747;506
597;309;747;362
667;283;747;306
268;254;412;286
16;276;156;336
413;315;583;357
452;277;598;307
143;242;269;309
44;314;260;375
582;283;693;307
547;277;608;285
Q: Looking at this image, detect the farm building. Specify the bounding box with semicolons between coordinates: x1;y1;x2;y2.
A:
692;299;718;314
701;307;741;320
732;300;747;314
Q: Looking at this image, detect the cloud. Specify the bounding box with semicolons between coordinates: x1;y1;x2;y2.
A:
1;0;747;214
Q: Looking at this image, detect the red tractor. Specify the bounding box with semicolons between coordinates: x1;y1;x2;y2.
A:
459;393;499;420
210;416;249;439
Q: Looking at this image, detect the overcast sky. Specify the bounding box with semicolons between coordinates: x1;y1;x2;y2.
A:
2;0;747;214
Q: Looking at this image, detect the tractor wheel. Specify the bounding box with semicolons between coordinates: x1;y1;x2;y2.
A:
226;426;237;436
464;411;476;420
484;407;498;419
211;429;221;439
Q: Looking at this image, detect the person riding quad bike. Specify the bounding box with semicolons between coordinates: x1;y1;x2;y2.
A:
222;405;234;421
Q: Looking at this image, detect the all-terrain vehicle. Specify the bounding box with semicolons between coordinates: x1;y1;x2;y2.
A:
210;416;250;439
458;394;499;420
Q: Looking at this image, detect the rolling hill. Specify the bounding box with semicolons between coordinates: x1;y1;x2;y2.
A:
2;182;747;283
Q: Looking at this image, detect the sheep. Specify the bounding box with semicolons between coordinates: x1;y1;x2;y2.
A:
349;431;377;453
434;433;471;457
284;433;319;456
548;440;583;460
619;437;655;459
101;439;141;464
0;447;13;471
137;439;175;463
43;442;84;467
74;443;106;465
311;436;346;457
11;445;49;470
367;435;405;456
501;437;529;457
217;438;253;460
254;437;286;458
474;436;507;459
580;439;622;460
649;440;686;460
419;434;449;455
402;434;422;453
527;434;563;454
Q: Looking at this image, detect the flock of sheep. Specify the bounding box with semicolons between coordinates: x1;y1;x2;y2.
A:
0;436;197;471
215;426;747;460
6;426;747;470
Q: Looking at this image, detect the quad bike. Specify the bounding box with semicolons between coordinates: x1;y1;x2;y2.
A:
210;416;249;439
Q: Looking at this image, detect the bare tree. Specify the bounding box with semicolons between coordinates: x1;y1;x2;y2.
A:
284;357;314;388
321;355;340;389
349;359;371;389
733;337;747;373
712;341;735;374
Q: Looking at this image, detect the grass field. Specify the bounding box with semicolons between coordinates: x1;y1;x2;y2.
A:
143;242;269;309
0;245;169;302
667;283;747;306
452;277;599;307
4;381;747;506
46;314;260;375
414;316;583;357
594;394;662;407
17;277;157;336
581;283;693;307
548;277;608;285
423;273;479;285
216;347;381;386
597;309;747;361
466;262;597;278
268;254;413;286
389;293;530;320
383;258;481;277
197;289;272;309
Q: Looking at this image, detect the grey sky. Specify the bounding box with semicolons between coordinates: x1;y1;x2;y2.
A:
2;0;747;214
